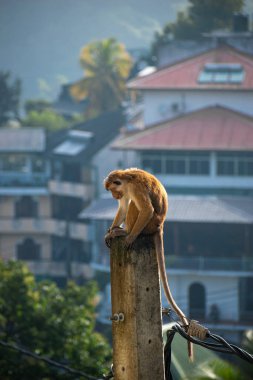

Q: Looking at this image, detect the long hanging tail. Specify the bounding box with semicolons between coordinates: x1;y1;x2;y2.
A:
154;232;193;360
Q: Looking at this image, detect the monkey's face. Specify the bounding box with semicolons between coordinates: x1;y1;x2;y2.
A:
104;177;124;200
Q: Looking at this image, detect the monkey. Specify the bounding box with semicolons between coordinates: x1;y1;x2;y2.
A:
104;168;193;358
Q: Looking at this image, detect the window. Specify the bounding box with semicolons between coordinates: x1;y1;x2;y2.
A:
52;195;83;219
198;63;244;84
0;154;28;172
240;277;253;321
141;152;210;176
189;158;209;175
143;158;161;174
17;238;41;260
61;162;81;182
217;152;253;176
31;157;46;173
166;158;186;174
15;196;38;218
189;283;206;319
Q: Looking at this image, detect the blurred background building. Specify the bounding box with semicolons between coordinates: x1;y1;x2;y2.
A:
0;7;253;346
80;34;253;343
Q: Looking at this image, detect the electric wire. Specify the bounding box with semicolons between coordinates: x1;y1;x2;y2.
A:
170;323;253;364
0;339;113;380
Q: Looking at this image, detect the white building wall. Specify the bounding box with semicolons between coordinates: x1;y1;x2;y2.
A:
92;138;138;196
37;196;51;218
163;274;239;321
143;90;253;126
0;196;15;218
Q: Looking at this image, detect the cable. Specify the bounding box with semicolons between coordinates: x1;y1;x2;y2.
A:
0;339;113;380
170;323;253;364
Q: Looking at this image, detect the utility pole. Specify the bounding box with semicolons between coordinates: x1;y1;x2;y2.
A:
110;235;165;380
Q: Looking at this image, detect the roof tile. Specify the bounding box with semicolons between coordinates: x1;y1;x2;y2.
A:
113;106;253;151
128;45;253;90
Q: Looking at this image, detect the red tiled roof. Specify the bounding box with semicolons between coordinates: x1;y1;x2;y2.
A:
128;45;253;90
113;106;253;151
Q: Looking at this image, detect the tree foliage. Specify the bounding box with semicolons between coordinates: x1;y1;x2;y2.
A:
71;38;132;115
238;330;253;380
193;358;245;380
0;260;111;379
150;0;244;57
24;99;52;114
187;0;244;33
0;71;21;125
23;109;68;131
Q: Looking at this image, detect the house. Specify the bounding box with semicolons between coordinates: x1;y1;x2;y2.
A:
128;44;253;126
0;127;58;281
46;108;128;282
0;109;128;286
79;45;253;343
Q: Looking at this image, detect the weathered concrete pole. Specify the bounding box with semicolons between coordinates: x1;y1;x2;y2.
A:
110;235;165;380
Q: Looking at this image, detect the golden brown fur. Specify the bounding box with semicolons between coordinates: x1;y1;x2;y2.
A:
105;168;167;238
104;168;192;357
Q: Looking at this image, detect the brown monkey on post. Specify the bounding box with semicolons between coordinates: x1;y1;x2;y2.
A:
104;168;192;358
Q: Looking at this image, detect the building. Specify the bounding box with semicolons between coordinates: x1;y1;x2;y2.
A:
0;126;93;286
80;44;253;342
47;108;127;282
0;127;59;281
128;44;253;126
0;109;127;286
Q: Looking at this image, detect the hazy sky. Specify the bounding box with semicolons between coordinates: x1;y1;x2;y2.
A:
0;0;187;103
0;0;252;104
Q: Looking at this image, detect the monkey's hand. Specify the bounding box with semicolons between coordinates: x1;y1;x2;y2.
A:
105;227;127;248
124;234;137;249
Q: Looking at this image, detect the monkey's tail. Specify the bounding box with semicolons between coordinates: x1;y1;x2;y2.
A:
154;232;193;360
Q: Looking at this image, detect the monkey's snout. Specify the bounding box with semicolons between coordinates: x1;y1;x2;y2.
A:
103;178;110;190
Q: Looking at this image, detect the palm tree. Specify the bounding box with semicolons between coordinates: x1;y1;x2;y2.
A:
71;38;132;115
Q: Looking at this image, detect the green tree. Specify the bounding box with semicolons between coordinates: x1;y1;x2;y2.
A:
150;0;244;56
0;71;21;125
24;99;52;114
0;260;111;379
187;0;244;34
71;38;132;115
193;358;245;380
238;330;253;380
23;109;68;131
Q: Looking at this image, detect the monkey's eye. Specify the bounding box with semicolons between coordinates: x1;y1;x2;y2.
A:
113;180;121;185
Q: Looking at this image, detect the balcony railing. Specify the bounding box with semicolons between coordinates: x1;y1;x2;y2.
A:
166;256;253;272
91;254;253;273
0;172;49;187
48;179;93;200
0;218;88;239
25;260;92;278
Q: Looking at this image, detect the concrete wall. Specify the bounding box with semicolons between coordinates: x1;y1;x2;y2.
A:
143;90;253;126
0;195;51;218
92;137;137;196
162;273;239;321
0;234;52;261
